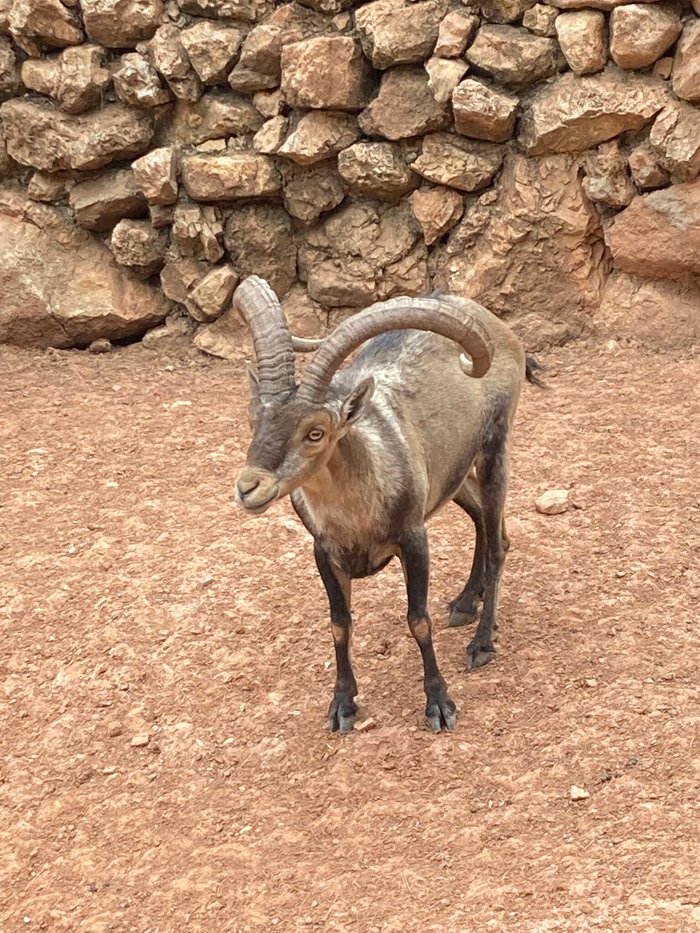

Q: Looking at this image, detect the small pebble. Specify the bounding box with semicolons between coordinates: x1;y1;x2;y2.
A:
535;489;570;515
130;733;150;747
570;785;590;800
355;717;377;733
88;338;113;354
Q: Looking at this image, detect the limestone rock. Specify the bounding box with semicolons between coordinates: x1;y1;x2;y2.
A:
111;219;167;277
149;204;174;228
9;0;82;54
172;203;224;262
160;258;206;302
178;0;273;23
82;0;163;49
169;92;263;145
1;99;153;172
337;141;417;201
298;199;426;307
132;147;177;205
673;20;700;103
582;140;634;209
649;101;700;184
441;154;606;347
69;169;147;231
277;111;361;164
21;45;111;114
412;132;504;192
186;264;238;322
610;4;681;71
628;141;669;190
597;270;700;348
547;0;667;8
180;21;242;85
180;151;281;200
653;56;673;80
481;0;537;23
425;57;469;104
555;11;607;75
281;37;370;111
535;489;569;515
605;181;700;277
27;172;71;202
0;187;168;348
466;25;564;88
520;68;669;155
112;52;172;108
452;78;519;142
281;160;345;222
280;284;326;338
224;202;296;296
434;11;478;57
355;0;448;69
193;309;245;360
0;37;19;97
142;312;194;350
253;115;288;154
522;4;558;36
149;23;201;101
253;88;283;116
409;186;464;245
358;67;451;141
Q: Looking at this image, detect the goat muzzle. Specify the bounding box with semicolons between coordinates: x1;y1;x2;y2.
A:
235;467;280;514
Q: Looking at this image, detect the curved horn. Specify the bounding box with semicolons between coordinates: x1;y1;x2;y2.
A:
291;336;323;353
297;295;494;404
232;276;296;396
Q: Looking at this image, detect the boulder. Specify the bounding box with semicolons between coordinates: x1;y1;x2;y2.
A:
253;87;283;116
628;141;669;190
409;186;464;245
337;141;418;201
27;172;72;202
555;11;607;75
160;258;206;303
180;21;242;85
355;0;448;69
110;219;167;278
112;52;172;108
298;199;427;307
1;98;154;172
180;152;281;200
149;23;201;102
178;0;273;22
280;160;345;222
480;0;537;23
0;187;168;348
224;202;296;297
132;147;178;205
649;101;700;183
412;132;504;192
0;36;20;98
596;271;700;348
582;140;635;209
253;115;288;154
522;4;558;36
172;203;224;262
424;57;468;104
21;45;111;114
673;20;700;103
520;68;669;155
82;0;163;49
277;111;361;164
466;25;564;88
605;181;700;277
186;264;238;322
610;3;681;71
547;0;668;8
280;37;370;110
169;92;263;145
452;78;519;142
440;154;606;347
358;67;451;141
434;11;479;57
69;168;147;231
8;0;82;54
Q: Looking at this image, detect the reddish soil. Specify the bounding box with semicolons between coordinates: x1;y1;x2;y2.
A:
1;338;699;933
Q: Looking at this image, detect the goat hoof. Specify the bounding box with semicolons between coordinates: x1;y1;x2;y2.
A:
466;640;496;670
448;607;478;628
448;592;481;627
328;695;358;733
425;692;457;732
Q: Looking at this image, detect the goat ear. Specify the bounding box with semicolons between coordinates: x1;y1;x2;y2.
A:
340;376;375;427
246;363;260;397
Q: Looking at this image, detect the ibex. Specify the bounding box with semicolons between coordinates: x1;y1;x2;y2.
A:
234;276;539;733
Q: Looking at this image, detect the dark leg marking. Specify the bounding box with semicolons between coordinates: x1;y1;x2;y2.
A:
402;528;457;732
314;543;357;733
449;475;485;628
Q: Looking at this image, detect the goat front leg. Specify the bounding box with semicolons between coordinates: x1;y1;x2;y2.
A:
401;528;457;732
314;542;357;733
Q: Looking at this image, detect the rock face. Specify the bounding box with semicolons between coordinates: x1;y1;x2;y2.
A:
8;0;83;54
69;168;147;231
358;67;451;140
649;102;700;183
337;141;417;201
434;11;478;57
597;271;700;348
277;111;361;164
673;20;700;103
583;140;635;208
410;186;464;245
180;21;242;85
466;25;564;88
452;79;519;142
0;188;168;347
281;38;370;110
520;68;669;155
605;181;700;277
110;218;167;277
180;152;281;200
355;0;448;69
281;160;345;222
82;0;163;49
412;132;504;192
555;11;607;76
609;4;681;71
224;202;296;296
21;45;111;114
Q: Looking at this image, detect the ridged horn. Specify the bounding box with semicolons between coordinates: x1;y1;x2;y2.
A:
232;276;296;396
297;295;494;404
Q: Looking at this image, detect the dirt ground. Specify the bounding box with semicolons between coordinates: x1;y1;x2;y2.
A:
1;336;699;933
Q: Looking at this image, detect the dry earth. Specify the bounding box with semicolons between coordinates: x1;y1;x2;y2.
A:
1;338;699;932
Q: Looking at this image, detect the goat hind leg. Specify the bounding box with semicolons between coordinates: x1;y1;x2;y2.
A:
448;475;486;628
314;543;357;733
402;528;456;732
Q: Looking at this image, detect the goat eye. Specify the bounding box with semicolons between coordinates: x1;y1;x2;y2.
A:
306;428;325;442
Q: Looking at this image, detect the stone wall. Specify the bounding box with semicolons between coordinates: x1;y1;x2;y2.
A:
1;0;700;353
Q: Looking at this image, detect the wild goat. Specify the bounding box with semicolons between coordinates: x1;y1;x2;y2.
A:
234;275;538;733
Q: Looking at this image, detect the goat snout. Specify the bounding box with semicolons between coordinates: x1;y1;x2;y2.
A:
235;468;280;514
